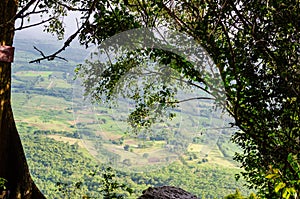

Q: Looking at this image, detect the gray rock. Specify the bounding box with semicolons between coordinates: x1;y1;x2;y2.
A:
138;186;199;199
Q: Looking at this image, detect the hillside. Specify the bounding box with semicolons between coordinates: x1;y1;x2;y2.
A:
11;37;250;198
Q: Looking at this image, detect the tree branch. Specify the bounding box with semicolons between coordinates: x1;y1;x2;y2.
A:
20;9;48;18
29;0;99;63
166;96;215;104
161;2;191;33
0;0;38;28
57;2;89;11
141;68;212;96
15;0;39;19
15;17;54;31
32;46;68;62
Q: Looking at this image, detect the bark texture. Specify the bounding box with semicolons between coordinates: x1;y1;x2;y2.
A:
0;0;46;198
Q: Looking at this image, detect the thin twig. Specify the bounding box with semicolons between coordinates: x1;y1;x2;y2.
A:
142;68;212;96
166;97;215;104
15;0;38;19
29;0;99;63
21;9;48;18
15;17;54;31
0;0;38;28
57;2;89;11
32;46;67;63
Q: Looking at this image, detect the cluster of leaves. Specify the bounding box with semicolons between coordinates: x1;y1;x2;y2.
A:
13;39;251;198
76;49;186;131
79;0;141;47
0;178;7;190
96;167;133;199
13;0;300;198
55;167;133;199
265;153;300;199
20;129;250;198
76;31;221;132
224;189;257;199
75;0;300;198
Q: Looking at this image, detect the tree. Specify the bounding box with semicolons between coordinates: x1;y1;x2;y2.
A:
0;0;45;198
123;145;130;151
1;0;299;198
75;0;299;198
0;0;145;197
224;189;258;199
224;189;245;199
0;0;101;198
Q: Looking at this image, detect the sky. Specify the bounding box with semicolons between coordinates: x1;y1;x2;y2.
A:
15;11;81;42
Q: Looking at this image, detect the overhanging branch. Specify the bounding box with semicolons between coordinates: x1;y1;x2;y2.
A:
29;0;99;63
166;96;215;104
32;46;68;62
15;17;54;31
15;0;38;19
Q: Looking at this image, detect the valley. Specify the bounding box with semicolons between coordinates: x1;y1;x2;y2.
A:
11;37;250;198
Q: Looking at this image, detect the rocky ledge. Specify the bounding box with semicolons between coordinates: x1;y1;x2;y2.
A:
138;186;199;199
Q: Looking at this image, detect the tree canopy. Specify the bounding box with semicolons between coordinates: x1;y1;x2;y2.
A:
74;0;300;198
1;0;299;198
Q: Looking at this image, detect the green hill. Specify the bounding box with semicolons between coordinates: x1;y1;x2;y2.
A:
11;37;250;198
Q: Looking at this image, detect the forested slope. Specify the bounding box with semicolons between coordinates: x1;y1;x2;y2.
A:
11;37;250;198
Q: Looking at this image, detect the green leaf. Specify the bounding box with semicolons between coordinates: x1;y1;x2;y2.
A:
126;187;133;195
266;173;279;179
275;182;286;193
282;187;297;199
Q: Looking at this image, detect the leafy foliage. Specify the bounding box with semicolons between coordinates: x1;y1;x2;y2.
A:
223;189;258;199
75;0;300;198
98;167;133;199
13;41;250;198
12;0;300;197
54;167;132;199
0;178;7;190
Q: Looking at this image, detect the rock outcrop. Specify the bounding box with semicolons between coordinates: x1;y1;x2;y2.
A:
138;186;199;199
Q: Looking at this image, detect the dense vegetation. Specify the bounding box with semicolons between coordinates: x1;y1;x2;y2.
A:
12;37;251;198
74;1;300;198
1;0;298;198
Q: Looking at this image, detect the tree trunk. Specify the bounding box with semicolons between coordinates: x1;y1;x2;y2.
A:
0;0;46;198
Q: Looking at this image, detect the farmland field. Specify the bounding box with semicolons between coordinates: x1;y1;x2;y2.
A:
11;36;249;198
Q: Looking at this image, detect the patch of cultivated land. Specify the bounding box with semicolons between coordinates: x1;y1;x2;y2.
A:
47;135;85;148
12;56;239;171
